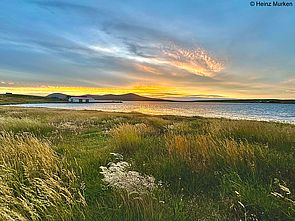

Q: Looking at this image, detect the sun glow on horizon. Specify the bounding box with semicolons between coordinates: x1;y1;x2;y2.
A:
0;85;176;96
3;84;284;100
0;85;232;99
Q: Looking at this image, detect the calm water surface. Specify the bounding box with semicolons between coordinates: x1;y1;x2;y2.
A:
11;101;295;124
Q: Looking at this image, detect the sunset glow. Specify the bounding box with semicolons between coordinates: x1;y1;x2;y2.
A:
0;1;294;99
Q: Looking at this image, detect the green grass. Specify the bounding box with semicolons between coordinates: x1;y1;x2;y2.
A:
0;94;64;105
0;106;294;220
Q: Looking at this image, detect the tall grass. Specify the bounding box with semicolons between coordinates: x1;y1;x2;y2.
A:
164;127;295;220
166;134;255;174
1;107;295;220
0;117;54;135
212;120;295;152
0;132;86;221
111;123;150;155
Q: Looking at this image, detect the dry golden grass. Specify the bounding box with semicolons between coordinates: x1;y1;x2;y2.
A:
111;123;150;154
0;117;44;131
213;120;295;152
166;134;256;173
0;132;86;221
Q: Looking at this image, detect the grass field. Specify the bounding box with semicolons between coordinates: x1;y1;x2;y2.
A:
0;106;294;220
0;94;64;105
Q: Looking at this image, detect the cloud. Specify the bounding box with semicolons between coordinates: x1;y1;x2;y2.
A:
30;0;99;15
134;63;159;75
97;21;226;79
162;43;224;77
1;1;225;85
125;42;157;58
189;94;225;98
102;21;171;42
141;92;226;99
0;81;14;85
1;1;292;99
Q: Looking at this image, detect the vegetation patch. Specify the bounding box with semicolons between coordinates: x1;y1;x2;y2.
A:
0;106;294;220
0;132;85;221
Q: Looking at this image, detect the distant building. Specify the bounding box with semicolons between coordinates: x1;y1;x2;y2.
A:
5;92;12;95
68;96;96;103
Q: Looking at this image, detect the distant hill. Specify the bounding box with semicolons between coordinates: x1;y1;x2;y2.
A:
47;93;69;100
83;93;168;101
0;93;64;105
47;93;168;101
46;92;295;103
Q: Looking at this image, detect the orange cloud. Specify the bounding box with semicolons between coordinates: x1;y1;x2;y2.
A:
162;43;224;77
134;63;159;74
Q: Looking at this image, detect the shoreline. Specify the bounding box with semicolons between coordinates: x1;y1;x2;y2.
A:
1;105;294;125
2;100;295;106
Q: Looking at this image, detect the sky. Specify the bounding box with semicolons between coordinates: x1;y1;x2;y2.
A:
0;0;294;100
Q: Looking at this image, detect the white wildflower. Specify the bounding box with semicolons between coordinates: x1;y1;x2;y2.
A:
273;178;291;195
271;192;284;198
100;161;157;193
110;152;124;161
279;184;291;195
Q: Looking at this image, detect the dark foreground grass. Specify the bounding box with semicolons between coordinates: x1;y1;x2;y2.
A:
0;106;294;220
